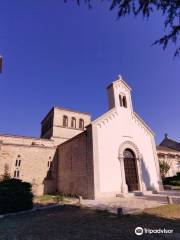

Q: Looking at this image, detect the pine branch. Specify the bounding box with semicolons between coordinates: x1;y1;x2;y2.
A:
65;0;180;57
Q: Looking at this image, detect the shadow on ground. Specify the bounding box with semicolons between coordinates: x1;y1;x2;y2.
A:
0;205;179;240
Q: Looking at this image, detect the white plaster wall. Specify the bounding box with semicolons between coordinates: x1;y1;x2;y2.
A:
92;78;161;198
92;109;160;197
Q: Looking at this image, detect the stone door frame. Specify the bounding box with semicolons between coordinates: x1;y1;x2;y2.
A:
118;141;144;193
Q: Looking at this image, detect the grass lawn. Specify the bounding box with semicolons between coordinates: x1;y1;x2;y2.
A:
0;204;179;240
34;194;79;206
164;185;180;190
144;204;180;219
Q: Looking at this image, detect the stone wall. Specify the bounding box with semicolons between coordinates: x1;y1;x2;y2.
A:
0;134;55;147
0;134;57;195
57;125;94;199
0;105;92;197
41;107;91;145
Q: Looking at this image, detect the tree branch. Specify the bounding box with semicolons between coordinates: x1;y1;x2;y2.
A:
66;0;180;57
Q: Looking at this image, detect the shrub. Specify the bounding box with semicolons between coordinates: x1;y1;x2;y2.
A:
163;172;180;186
159;160;170;179
0;178;33;214
0;164;11;181
54;194;64;202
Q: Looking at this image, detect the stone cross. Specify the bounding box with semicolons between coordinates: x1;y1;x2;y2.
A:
118;74;122;80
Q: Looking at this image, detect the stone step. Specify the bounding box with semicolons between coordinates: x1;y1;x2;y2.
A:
133;191;144;196
142;190;153;195
116;191;143;198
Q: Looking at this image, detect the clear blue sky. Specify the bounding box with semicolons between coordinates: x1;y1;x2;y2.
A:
0;1;179;143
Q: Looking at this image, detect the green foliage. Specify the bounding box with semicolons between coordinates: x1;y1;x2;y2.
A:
163;172;180;186
159;160;170;179
0;178;33;214
0;164;11;181
68;0;180;57
54;194;65;202
35;194;65;204
36;194;54;202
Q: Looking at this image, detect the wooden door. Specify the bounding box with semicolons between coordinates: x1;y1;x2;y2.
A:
123;149;139;192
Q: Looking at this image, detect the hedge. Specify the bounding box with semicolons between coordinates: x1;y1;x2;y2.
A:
0;178;33;214
163;172;180;186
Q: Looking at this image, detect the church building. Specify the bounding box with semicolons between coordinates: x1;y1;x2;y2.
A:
157;134;180;177
0;76;162;199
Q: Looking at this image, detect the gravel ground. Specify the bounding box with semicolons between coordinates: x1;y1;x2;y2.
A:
0;204;179;240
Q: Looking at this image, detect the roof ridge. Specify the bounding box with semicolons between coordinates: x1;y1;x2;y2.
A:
0;133;53;141
166;138;180;144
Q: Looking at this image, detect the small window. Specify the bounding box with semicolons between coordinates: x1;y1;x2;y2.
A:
18;160;21;166
47;170;52;178
48;161;52;168
63;115;68;127
15;160;18;166
71;117;76;128
14;170;20;178
79;119;84;129
122;96;127;108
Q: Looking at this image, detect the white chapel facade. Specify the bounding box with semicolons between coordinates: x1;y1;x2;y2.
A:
91;76;162;198
0;76;163;199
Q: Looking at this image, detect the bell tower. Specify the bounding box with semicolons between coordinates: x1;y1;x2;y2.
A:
107;75;133;112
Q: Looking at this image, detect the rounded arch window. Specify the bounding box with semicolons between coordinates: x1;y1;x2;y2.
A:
71;117;76;128
63;115;68;127
79;119;84;129
122;96;127;108
119;94;127;108
119;95;123;106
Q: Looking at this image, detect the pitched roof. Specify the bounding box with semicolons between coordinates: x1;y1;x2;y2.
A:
157;145;180;154
159;134;180;151
107;75;132;91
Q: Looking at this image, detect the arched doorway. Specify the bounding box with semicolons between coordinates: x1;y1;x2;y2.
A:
123;148;139;192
